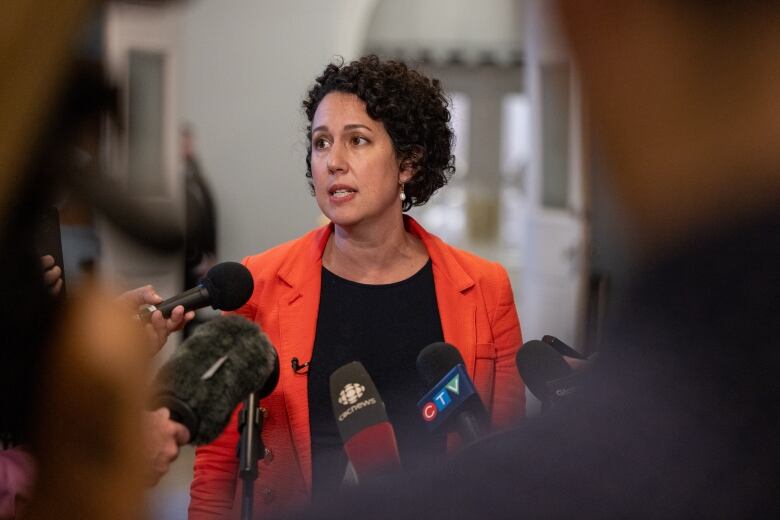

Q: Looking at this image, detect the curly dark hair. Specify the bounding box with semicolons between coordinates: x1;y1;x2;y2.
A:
302;55;455;211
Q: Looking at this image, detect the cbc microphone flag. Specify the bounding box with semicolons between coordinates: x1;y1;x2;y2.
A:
417;364;477;431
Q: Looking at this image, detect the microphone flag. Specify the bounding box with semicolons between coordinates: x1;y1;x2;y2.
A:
416;363;479;432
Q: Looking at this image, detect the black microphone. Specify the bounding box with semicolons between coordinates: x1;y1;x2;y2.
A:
138;261;253;322
515;340;573;405
330;361;402;483
516;339;596;413
541;334;587;360
416;342;487;446
151;315;279;445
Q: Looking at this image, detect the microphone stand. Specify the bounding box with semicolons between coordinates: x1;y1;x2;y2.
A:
237;392;265;520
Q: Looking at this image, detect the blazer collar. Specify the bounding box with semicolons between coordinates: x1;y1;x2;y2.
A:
276;215;475;293
276;223;331;291
405;216;475;293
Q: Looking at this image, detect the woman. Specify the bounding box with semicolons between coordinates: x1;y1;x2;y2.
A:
189;56;524;518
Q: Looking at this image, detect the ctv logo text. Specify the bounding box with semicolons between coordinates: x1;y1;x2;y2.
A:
421;373;460;422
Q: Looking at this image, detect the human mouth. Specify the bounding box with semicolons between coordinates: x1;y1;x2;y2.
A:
328;185;357;200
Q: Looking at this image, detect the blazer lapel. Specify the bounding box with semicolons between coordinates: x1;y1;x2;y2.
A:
406;217;478;374
434;268;477;373
275;224;332;493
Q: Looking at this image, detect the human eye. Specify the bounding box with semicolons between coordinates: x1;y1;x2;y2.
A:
313;136;331;150
350;135;369;146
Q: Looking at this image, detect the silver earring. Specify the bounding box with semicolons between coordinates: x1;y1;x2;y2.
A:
400;185;406;202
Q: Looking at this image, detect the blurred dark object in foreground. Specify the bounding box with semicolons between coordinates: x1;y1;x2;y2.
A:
182;125;218;338
1;1;184;519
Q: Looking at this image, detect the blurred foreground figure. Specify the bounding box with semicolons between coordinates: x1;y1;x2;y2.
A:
1;1;189;518
27;286;151;520
294;1;780;518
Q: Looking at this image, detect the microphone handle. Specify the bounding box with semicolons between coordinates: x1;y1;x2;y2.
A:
138;285;210;322
455;411;483;446
343;421;401;481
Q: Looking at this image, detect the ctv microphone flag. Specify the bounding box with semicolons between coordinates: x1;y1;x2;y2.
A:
416;363;478;432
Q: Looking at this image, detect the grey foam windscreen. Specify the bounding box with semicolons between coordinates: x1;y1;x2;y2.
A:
153;315;278;445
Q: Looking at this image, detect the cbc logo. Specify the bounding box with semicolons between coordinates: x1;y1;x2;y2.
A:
338;383;366;406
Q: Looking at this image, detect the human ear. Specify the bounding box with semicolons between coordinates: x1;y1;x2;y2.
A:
398;146;423;183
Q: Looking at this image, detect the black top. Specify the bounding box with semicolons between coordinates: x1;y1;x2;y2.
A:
308;259;446;499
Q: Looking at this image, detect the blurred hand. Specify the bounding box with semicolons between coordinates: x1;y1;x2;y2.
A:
117;285;195;354
143;407;190;487
40;255;63;296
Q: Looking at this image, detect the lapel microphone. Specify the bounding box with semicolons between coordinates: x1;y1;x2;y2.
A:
291;357;310;374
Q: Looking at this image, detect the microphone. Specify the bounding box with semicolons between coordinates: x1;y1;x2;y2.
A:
151;315;279;445
516;339;595;412
138;261;253;322
329;361;401;482
291;357;310;374
416;342;487;446
541;334;587;360
515;340;573;404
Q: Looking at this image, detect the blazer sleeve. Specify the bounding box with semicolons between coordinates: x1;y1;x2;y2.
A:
488;263;525;430
188;410;240;519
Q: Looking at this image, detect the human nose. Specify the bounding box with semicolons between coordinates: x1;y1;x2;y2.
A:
327;142;347;174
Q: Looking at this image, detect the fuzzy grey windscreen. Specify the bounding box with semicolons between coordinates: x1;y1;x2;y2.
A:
153;315;278;445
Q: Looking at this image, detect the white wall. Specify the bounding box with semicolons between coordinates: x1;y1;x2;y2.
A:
367;0;525;63
520;0;586;348
178;0;377;263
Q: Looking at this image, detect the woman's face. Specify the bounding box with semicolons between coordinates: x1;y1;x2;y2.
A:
310;92;411;229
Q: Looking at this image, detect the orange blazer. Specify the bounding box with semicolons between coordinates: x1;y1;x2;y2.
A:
189;216;524;519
